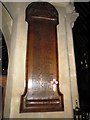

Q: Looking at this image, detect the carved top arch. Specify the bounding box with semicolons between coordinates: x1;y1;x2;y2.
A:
26;2;59;24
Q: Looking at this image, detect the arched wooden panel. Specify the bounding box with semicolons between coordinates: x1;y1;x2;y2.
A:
20;2;64;112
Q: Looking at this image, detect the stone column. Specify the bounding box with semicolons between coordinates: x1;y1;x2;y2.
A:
4;3;27;118
65;3;79;109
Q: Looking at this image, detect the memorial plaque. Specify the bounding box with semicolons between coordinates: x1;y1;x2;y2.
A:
20;2;64;112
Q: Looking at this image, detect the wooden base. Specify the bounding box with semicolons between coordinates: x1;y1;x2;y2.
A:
20;95;64;112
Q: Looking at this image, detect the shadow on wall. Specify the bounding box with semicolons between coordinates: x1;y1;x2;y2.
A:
0;30;8;119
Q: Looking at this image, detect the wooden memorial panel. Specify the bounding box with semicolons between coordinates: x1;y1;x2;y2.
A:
20;2;64;112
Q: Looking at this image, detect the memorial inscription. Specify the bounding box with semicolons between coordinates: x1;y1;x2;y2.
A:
20;2;64;112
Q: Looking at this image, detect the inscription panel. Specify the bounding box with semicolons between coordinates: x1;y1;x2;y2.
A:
20;2;64;112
